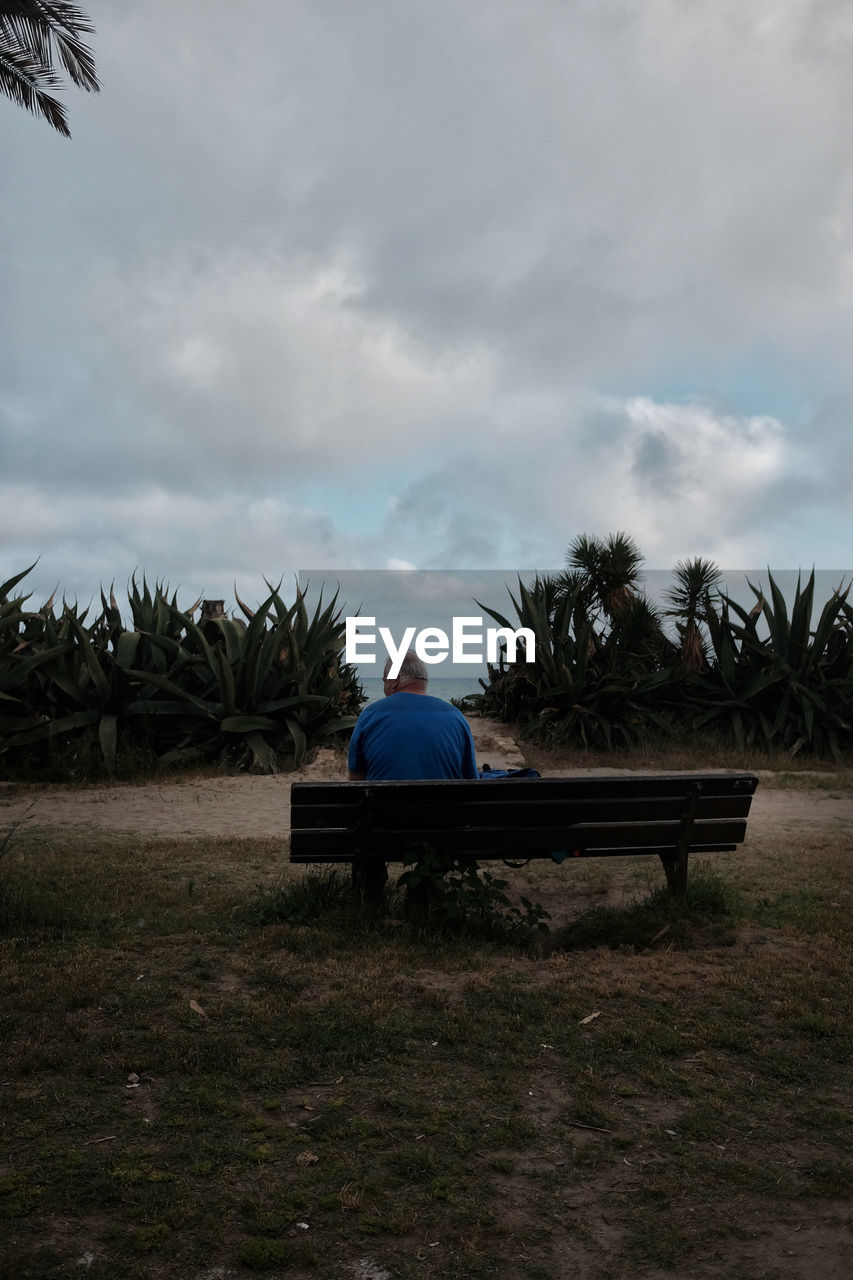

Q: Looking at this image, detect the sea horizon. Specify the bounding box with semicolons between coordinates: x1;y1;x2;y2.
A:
358;675;485;706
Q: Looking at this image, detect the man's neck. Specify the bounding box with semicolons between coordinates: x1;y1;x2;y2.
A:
391;680;428;695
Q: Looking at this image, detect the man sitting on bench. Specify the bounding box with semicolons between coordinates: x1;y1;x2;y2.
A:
347;650;478;782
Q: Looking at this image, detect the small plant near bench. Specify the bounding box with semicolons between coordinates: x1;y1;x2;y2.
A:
251;858;550;943
398;845;551;940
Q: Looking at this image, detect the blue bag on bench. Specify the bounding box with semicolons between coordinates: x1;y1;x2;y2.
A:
477;767;571;862
477;767;544;866
478;767;541;779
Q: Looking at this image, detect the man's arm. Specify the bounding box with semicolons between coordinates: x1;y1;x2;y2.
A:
348;717;366;781
461;720;478;779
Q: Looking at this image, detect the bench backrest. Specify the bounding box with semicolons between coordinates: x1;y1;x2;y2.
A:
289;773;759;863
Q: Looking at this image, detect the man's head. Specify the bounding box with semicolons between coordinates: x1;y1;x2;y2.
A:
383;650;429;696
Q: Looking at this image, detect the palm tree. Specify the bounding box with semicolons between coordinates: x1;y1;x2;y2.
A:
566;531;645;623
0;1;99;138
566;531;679;667
664;557;722;672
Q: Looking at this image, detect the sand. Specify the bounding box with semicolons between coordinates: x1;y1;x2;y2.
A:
1;717;851;841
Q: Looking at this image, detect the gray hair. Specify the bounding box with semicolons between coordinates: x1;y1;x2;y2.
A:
385;650;428;683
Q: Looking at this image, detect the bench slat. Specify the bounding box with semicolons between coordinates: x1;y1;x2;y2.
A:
291;793;754;830
289;817;747;860
290;842;740;864
291;773;758;806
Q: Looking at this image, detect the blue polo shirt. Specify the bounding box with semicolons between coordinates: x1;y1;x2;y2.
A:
348;692;478;781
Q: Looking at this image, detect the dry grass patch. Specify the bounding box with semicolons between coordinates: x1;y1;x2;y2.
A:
1;793;852;1280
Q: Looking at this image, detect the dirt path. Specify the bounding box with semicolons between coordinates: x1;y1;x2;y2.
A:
1;719;850;839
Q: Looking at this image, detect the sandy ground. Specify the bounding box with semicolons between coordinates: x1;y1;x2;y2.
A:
1;718;851;840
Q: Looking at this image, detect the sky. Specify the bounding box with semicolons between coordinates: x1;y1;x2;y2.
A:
2;0;853;622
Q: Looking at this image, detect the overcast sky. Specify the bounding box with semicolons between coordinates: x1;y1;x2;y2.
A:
2;0;852;616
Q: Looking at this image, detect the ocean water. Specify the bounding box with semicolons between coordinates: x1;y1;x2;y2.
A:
358;676;484;707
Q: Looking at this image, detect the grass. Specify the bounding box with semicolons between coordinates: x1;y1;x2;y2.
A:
1;778;852;1280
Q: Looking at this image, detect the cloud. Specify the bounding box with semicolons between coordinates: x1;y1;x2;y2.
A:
2;0;853;610
0;483;346;607
1;244;493;497
383;394;810;568
288;0;853;379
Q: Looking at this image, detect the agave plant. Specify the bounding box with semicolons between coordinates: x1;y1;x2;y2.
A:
118;579;362;771
472;549;853;758
683;571;853;758
0;589;124;769
472;571;670;749
0;567;365;777
0;566;60;742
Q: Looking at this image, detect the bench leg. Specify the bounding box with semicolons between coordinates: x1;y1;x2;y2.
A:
660;851;688;898
662;782;699;898
352;855;387;905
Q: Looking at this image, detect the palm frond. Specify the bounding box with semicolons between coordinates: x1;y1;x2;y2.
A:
0;0;99;136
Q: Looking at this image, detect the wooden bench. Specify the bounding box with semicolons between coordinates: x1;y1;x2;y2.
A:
289;772;759;899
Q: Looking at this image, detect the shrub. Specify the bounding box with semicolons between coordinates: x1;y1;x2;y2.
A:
0;568;364;779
